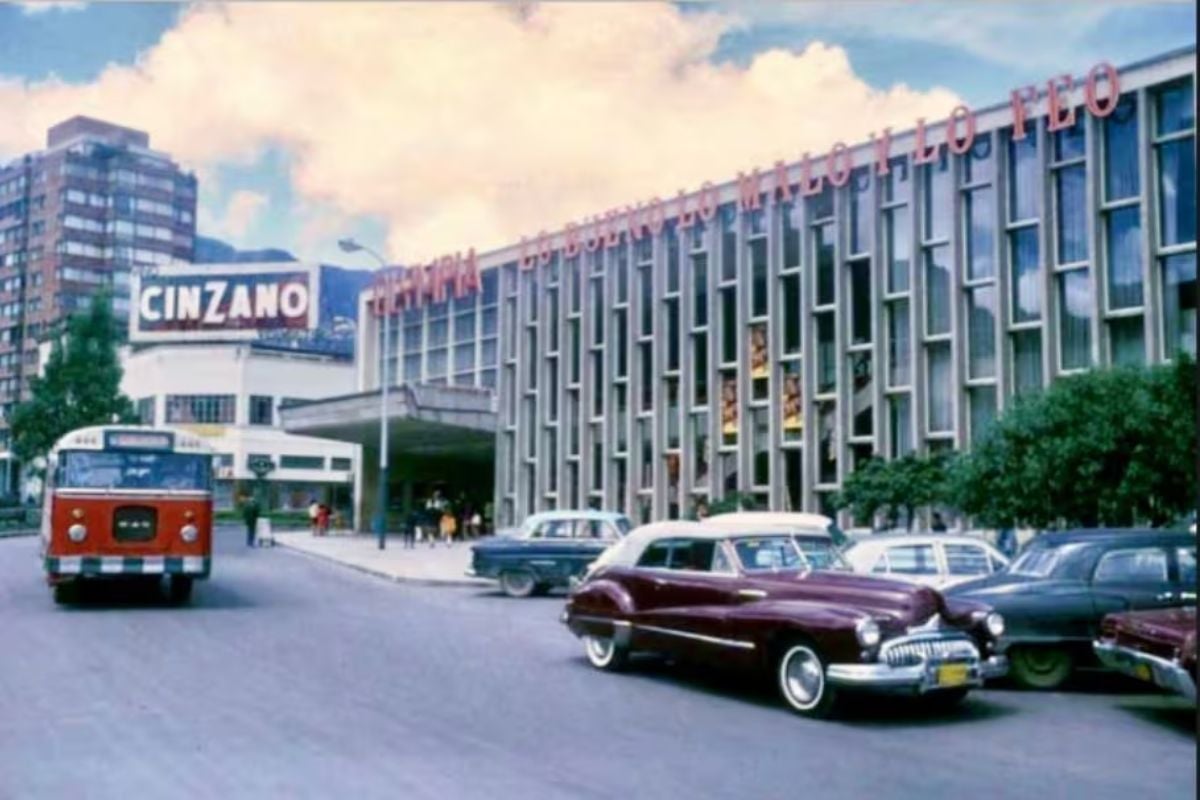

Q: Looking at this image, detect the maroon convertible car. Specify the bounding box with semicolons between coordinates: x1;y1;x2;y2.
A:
562;521;1008;718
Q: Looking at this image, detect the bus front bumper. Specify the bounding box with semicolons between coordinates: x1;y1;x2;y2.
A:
45;555;210;581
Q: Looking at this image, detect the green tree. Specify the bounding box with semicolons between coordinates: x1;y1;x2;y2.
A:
951;355;1197;528
709;491;761;515
11;292;137;466
834;454;950;530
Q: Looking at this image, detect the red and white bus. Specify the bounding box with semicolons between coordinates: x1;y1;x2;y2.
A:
41;425;214;604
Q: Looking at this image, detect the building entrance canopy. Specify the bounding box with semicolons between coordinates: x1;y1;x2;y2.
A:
280;384;497;532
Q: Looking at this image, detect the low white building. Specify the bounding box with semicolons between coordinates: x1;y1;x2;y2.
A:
119;342;361;516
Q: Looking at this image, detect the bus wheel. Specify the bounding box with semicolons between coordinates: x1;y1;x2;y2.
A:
52;581;78;605
166;576;194;605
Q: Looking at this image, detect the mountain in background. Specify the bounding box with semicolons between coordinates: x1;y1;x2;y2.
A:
193;236;374;358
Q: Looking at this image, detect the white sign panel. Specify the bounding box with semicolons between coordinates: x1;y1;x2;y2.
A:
129;262;320;343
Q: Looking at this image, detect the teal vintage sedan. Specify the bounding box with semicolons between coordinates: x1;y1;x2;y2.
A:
468;510;632;597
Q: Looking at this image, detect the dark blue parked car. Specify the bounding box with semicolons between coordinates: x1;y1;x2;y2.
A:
468;510;632;597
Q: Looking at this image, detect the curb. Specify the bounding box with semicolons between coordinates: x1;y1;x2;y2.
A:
0;529;38;539
273;538;492;589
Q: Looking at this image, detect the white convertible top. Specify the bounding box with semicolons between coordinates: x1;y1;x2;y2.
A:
702;511;833;536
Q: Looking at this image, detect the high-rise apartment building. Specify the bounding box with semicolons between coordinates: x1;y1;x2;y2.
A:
0;116;197;478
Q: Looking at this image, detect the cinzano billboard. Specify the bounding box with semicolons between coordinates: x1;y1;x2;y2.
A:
130;262;320;342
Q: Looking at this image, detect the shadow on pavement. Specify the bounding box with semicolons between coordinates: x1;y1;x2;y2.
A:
1112;698;1198;736
54;577;258;612
598;656;1016;726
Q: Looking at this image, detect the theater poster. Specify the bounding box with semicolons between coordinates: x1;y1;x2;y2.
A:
749;324;768;380
783;372;804;433
720;377;738;438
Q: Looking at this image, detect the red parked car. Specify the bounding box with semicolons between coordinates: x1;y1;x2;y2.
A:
1094;606;1197;703
562;521;1008;718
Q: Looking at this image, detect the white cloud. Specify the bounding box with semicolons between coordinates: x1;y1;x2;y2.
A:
199;189;268;243
19;1;87;15
733;2;1136;71
0;2;962;262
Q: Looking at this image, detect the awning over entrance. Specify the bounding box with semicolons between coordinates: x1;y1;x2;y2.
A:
280;384;498;532
280;383;497;457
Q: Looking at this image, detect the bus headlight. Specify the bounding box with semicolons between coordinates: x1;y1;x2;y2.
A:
180;524;199;543
67;524;87;543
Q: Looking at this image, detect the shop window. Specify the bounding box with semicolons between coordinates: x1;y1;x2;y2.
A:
249;395;274;426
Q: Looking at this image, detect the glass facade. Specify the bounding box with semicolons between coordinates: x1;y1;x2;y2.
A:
360;53;1195;528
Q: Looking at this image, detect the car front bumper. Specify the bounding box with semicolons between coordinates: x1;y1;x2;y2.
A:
827;655;1008;694
1093;640;1196;703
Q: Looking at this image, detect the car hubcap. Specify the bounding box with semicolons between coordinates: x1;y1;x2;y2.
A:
504;572;533;595
585;636;614;666
781;646;824;709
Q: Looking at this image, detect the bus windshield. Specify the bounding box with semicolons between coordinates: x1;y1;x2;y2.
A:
57;450;212;492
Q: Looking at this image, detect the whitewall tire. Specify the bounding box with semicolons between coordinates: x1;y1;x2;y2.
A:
777;643;838;718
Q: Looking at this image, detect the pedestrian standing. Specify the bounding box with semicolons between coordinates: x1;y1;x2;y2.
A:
402;509;418;549
440;509;457;546
242;495;260;548
317;503;331;536
308;498;320;536
470;510;482;539
931;512;948;533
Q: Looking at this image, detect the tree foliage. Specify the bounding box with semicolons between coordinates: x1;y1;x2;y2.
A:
834;454;950;530
951;355;1197;528
11;292;137;466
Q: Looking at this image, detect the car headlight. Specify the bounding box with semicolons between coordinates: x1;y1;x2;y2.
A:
67;523;87;543
855;617;881;647
985;612;1005;638
180;524;199;543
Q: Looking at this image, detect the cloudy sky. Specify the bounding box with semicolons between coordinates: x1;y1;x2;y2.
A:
0;1;1194;267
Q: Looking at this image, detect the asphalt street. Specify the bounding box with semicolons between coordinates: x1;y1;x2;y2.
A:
1;527;1195;800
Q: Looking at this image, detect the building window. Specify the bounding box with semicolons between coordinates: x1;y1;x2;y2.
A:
1109;316;1145;366
751;406;770;487
692;252;709;327
280;455;325;470
888;393;913;457
782;200;801;268
849;259;872;345
815;223;835;306
136;396;155;425
1009;227;1042;322
922;150;951;241
1058;270;1093;370
849;167;871;256
1103;95;1141;201
1105;206;1143;310
926;343;952;433
1011;330;1043;395
1008;129;1040;222
966;286;997;379
1055;165;1088;264
964;187;995;280
885;206;911;293
330;457;352;472
749;238;768;318
816;313;836;394
782;273;801;355
165;394;235;424
720;287;737;363
1162;253;1196;358
924;245;951;335
968;387;997;445
693;334;708;407
887;300;911;387
850;352;873;437
1157;137;1196;249
249;395;273;426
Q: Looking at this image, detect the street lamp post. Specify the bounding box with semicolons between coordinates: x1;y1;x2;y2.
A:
338;237;392;551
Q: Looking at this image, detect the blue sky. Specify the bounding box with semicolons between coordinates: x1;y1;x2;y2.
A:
0;1;1194;266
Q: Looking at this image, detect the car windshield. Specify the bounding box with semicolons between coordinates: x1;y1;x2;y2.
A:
794;536;852;571
1009;542;1089;578
732;535;806;572
613;517;633;536
57;450;211;491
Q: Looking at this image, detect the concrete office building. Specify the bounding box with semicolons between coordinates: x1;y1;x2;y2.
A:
0;116;197;482
286;46;1195;532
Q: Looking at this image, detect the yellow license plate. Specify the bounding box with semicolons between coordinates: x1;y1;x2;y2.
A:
936;663;970;688
1133;663;1153;682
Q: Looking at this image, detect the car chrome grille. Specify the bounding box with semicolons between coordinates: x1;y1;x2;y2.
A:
880;635;979;667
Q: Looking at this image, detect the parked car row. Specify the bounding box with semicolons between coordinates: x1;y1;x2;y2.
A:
470;512;1197;717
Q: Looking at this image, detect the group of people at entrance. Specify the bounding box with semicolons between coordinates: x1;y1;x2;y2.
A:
399;489;484;549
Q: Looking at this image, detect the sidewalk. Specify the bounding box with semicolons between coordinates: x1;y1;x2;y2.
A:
272;530;492;588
